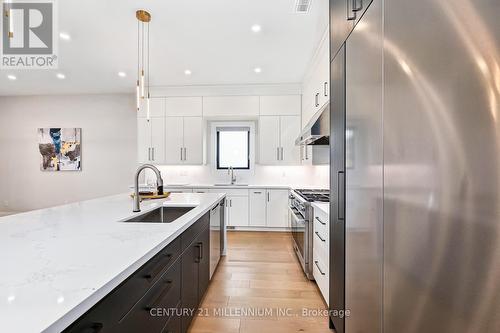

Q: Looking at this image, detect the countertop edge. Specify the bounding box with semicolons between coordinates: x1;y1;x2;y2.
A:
41;194;226;333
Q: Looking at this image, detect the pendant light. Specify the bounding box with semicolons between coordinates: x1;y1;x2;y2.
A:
136;10;151;116
5;1;14;38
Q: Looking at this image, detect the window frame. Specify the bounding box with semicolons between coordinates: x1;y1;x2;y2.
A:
215;128;251;170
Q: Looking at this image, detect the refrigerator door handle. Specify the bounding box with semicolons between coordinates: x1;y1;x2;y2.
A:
338;171;345;220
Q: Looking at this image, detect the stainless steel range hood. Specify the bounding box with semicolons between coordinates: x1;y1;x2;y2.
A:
295;102;330;146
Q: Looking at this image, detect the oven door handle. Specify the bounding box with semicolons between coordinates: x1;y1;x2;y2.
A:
288;207;306;224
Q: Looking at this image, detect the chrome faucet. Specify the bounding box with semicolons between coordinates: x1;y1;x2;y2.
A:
228;166;236;185
133;164;164;212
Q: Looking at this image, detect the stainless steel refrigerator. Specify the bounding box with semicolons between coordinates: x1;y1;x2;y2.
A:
329;0;500;332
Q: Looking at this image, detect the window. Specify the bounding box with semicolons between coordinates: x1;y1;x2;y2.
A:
216;127;250;169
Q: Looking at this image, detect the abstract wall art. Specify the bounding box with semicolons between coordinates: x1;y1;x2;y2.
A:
38;128;82;171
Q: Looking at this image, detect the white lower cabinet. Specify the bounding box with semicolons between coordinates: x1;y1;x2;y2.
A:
313;206;329;305
265;189;289;228
249;190;267;226
227;196;249;227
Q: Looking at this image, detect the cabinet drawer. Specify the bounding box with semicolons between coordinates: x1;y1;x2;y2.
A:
313;232;329;269
181;212;209;249
63;238;181;333
116;259;182;333
161;308;181;333
313;255;329;305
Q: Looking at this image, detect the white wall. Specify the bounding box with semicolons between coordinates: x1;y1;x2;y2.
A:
0;94;136;212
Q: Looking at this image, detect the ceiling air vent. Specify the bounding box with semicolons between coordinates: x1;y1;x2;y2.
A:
295;0;312;13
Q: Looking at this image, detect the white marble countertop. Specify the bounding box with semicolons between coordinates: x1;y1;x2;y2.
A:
312;202;329;215
0;192;225;333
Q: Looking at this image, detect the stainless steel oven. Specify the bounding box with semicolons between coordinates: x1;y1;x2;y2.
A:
289;190;314;280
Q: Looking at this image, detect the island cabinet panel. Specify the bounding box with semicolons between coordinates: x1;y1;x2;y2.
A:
181;223;210;332
63;212;211;333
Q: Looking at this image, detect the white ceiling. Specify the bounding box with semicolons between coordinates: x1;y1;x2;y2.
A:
0;0;328;96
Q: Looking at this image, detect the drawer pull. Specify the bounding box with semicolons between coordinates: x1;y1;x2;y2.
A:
314;260;326;275
196;242;203;262
315;216;326;225
144;279;173;311
143;253;173;280
315;231;326;242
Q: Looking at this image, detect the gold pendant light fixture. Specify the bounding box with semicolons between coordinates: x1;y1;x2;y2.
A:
5;0;14;38
136;10;151;118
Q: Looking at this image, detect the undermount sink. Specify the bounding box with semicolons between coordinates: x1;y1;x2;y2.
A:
123;206;194;223
213;183;248;186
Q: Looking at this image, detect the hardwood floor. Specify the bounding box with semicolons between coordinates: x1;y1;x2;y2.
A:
188;231;332;333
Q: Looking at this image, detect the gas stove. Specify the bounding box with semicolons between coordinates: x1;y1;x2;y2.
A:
294;189;330;202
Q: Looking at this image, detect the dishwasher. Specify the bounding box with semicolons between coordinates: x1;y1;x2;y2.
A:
209;199;224;279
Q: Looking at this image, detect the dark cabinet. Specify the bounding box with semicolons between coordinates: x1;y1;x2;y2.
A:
63;212;211;333
330;0;374;60
181;224;210;332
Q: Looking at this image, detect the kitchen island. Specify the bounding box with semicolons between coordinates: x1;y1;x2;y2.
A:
0;192;225;333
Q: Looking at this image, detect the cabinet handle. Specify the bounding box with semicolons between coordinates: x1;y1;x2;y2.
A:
305;146;309;160
152;147;155;161
276;147;280;161
86;323;104;333
314;260;326;275
347;0;357;20
195;242;203;262
315;231;326;242
148;148;151;161
253;191;262;194
143;253;173;280
315;216;326;225
267;192;270;202
324;82;328;97
183;147;187;161
280;147;284;161
180;147;183;161
338;171;345;220
315;93;319;107
144;279;173;311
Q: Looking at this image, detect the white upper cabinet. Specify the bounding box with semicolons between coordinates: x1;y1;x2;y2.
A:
138;98;165;118
165;97;202;117
259;95;301;116
259;115;301;165
266;189;289;228
165;117;184;165
164;116;204;165
203;96;259;117
259;116;281;165
150;117;165;163
137;117;165;164
137;118;150;163
302;30;329;129
279;116;301;164
183;117;203;165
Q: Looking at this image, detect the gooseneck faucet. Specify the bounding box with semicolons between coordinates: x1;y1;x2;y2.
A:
133;164;164;212
228;166;236;185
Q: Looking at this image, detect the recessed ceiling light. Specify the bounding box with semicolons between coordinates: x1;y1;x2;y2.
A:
254;67;262;73
56;73;66;79
7;74;16;80
184;69;192;75
59;32;71;41
118;71;127;77
251;24;262;33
